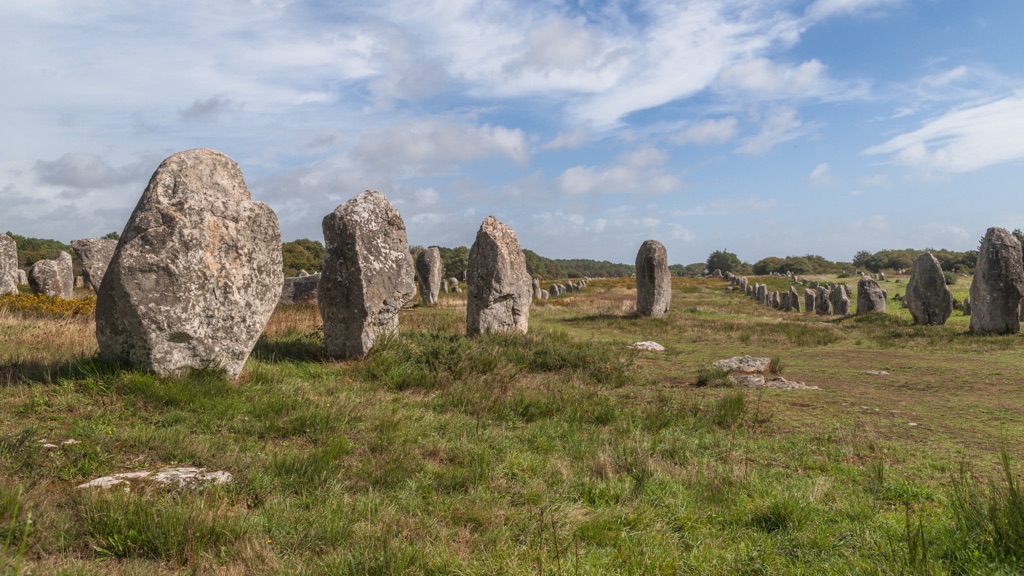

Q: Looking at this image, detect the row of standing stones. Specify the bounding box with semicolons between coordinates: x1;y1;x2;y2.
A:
3;149;1023;378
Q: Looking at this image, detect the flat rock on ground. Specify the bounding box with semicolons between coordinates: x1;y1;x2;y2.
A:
78;467;232;490
628;341;665;352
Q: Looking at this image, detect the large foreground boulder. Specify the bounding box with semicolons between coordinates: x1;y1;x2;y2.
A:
319;190;416;359
29;251;74;299
635;239;671;317
71;238;118;292
905;252;954;325
857;276;887;315
466;216;532;336
0;233;17;295
415;247;443;305
970;227;1024;335
96;149;283;379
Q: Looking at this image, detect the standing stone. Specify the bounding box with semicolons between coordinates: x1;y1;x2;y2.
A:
466;216;532;335
829;285;850;316
814;286;832;315
532;278;541;299
71;238;118;292
539;289;549;299
879;272;886;282
804;289;815;313
856;276;887;316
319;190;416;359
96;149;283;378
788;286;800;312
905;252;954;325
770;291;781;309
756;284;768;305
0;233;17;295
635;240;671;318
970;227;1024;335
549;283;560;297
712;268;723;278
17;269;28;286
29;251;74;299
415;247;443;306
963;297;971;316
280;273;320;305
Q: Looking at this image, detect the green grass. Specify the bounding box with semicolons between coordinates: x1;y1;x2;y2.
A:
1;277;1024;574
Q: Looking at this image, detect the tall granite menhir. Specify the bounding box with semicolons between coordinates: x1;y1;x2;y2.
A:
906;252;954;326
466;216;532;336
319;190;416;359
970;227;1024;335
96;149;283;379
0;233;17;295
415;247;443;305
635;240;670;317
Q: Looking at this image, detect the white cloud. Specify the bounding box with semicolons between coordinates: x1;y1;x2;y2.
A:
852;214;889;232
672;197;777;216
863;93;1024;172
859;174;892;188
671;117;738;146
542;127;593;150
737;106;808;154
804;0;902;21
669;223;695;241
351;119;530;175
714;58;845;99
807;162;832;186
556;147;680;196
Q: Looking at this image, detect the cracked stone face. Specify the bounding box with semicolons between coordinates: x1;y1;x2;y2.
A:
970;227;1024;335
466;216;532;336
415;247;443;306
95;148;283;379
319;190;416;359
29;251;73;299
71;238;118;292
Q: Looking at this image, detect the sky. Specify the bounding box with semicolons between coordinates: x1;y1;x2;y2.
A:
3;0;1024;266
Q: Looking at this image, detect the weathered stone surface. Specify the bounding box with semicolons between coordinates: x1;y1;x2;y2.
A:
963;297;971;316
17;269;27;285
78;467;232;491
0;233;17;295
830;285;850;316
905;252;954;325
770;291;781;309
628;341;666;352
280;273;320;305
856;276;887;316
814;286;832;315
96;149;283;378
539;289;549;299
466;216;532;335
635;239;671;318
532;278;541;299
29;251;74;299
71;238;118;292
804;289;815;313
756;284;768;304
788;286;801;312
713;356;771;374
970;227;1024;335
549;283;561;296
415;247;443;305
320;190;415;359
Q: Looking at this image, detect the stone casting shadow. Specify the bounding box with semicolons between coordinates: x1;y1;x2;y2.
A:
0;355;125;386
250;335;325;364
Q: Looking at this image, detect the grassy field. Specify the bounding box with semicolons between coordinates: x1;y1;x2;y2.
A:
2;275;1024;575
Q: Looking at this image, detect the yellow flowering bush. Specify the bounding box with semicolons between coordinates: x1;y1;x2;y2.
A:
0;292;96;317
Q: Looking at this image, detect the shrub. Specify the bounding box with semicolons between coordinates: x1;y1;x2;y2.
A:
0;293;96;317
943;271;957;286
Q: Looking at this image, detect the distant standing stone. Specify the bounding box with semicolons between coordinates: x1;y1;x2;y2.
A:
905;252;954;325
788;286;801;312
635;239;671;318
17;269;28;286
96;149;283;378
466;216;532;335
280;273;320;305
970;227;1024;335
963;297;971;316
29;251;73;299
415;247;443;305
532;278;541;299
814;286;832;315
320;190;416;359
829;285;850;316
856;276;887;316
0;233;17;295
804;289;815;313
71;238;118;292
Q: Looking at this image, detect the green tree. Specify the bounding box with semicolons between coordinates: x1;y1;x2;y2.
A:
6;232;72;266
102;231;121;240
281;239;325;277
438;246;469;280
706;250;741;274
